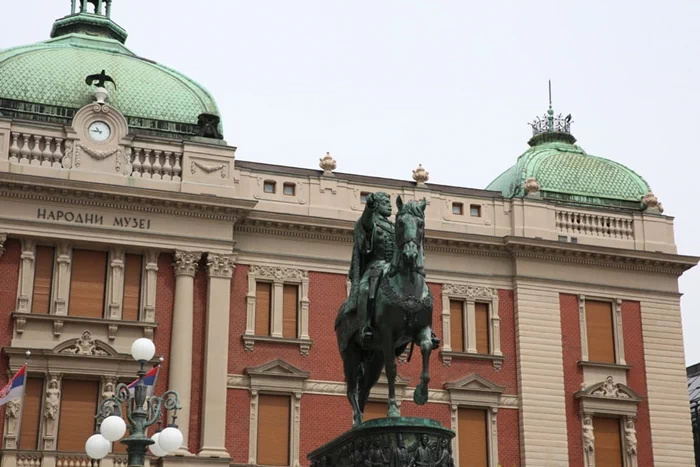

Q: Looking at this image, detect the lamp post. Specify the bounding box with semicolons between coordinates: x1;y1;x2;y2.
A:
85;338;183;467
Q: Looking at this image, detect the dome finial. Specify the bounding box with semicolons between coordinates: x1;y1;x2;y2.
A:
56;0;126;43
527;81;576;146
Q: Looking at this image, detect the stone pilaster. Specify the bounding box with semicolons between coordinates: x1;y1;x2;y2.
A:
3;399;21;449
52;243;72;316
106;247;126;319
15;238;37;314
0;233;7;258
199;253;236;458
143;250;160;323
169;250;201;454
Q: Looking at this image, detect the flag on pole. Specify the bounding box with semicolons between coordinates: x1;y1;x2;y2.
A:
127;365;160;398
0;365;27;407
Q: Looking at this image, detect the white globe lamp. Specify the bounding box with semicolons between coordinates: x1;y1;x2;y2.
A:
131;338;156;362
85;434;111;460
149;433;168;457
100;415;127;442
158;426;184;453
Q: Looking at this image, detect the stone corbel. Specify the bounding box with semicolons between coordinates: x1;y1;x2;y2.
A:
42;373;62;450
15;238;37;314
53;320;64;337
106;247;126;319
108;324;119;341
15;317;27;335
52;244;73;316
143;251;160;323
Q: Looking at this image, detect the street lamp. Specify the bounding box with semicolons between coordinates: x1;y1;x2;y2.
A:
86;338;183;467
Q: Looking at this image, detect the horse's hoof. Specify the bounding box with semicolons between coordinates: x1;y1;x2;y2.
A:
413;385;428;405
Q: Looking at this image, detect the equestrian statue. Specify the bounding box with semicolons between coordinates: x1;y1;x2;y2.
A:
335;192;439;427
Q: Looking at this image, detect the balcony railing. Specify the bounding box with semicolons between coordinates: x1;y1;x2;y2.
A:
2;452;138;467
9;133;66;167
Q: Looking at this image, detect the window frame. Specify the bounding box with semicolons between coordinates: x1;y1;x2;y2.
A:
578;295;626;366
470;204;482;217
244;265;311;355
441;283;503;368
245;360;309;467
452;202;464;215
445;373;504;467
282;183;296;196
263;180;277;194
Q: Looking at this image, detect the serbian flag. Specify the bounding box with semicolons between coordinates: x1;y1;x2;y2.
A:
0;365;26;407
127;365;160;398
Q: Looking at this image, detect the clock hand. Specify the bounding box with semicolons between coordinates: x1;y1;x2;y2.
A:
91;128;103;134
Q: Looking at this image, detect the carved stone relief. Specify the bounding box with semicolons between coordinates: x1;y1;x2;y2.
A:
57;330;111;356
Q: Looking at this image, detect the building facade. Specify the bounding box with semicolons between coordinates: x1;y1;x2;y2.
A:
0;3;696;467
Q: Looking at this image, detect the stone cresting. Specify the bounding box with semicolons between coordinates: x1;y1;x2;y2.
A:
308;418;454;467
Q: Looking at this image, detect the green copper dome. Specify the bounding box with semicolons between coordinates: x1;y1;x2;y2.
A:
487;108;651;209
0;2;221;138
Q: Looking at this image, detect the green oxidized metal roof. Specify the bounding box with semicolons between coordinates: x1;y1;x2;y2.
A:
0;18;220;129
486;114;651;208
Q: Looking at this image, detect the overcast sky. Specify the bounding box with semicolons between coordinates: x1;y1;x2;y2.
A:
4;1;699;363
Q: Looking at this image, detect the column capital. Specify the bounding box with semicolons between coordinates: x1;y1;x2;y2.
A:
207;252;237;278
174;251;202;277
0;233;7;258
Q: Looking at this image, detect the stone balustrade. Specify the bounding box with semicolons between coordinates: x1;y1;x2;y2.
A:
129;147;182;180
556;209;635;240
8;132;65;168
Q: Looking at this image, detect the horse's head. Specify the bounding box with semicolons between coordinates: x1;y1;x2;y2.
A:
394;196;427;272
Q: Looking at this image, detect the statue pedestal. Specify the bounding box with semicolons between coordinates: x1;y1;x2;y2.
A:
308;417;455;467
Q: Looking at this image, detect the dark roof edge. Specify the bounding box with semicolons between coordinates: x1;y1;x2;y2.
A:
236;160;502;199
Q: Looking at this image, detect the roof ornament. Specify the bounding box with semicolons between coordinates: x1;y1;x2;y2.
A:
642;191;664;213
85;70;116;104
319;152;337;176
523;177;541;197
197;113;223;140
527;81;576;146
412;164;429;185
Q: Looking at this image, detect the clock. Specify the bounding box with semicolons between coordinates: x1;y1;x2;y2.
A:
88;121;111;142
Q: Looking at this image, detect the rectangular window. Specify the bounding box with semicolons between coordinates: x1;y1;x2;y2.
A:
450;300;465;352
32;246;54;314
19;377;44;450
122;254;143;321
255;282;272;336
257;394;291;466
458;408;488;467
586;300;616;363
475;302;490;354
593;417;623;467
69;250;107;318
264;181;276;194
452;202;464;215
283;183;296;196
282;284;298;339
58;380;99;452
362;401;386;421
470;205;481;217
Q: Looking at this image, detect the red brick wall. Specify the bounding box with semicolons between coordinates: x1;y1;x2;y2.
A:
560;296;654;467
189;265;208;452
560;293;584;467
226;389;250;464
621;300;653;465
228;268;521;463
153;253;175;404
498;408;521;467
0;239;21;438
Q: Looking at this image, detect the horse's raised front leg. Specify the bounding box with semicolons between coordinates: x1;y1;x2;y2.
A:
384;344;401;418
413;326;433;405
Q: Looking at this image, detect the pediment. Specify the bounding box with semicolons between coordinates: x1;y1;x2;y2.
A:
245;359;310;380
444;373;505;394
576;376;640;402
53;330;118;357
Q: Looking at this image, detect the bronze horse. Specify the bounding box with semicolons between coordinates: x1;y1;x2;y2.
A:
335;197;436;426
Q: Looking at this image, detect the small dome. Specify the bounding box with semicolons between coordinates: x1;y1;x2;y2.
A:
0;3;221;138
487;108;651;209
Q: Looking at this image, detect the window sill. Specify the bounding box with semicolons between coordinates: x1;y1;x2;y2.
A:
578;360;631;371
242;334;313;356
12;312;157;340
441;350;504;369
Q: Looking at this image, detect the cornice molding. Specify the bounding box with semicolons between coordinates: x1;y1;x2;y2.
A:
0;177;254;221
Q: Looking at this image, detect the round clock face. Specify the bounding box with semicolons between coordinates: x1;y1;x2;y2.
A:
88;121;111;142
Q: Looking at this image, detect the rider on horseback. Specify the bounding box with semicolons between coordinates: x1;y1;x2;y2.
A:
347;192;394;348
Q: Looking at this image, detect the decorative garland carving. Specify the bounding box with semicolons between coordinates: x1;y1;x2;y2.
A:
191;160;227;178
77;143;120;161
442;283;498;299
249;265;308;281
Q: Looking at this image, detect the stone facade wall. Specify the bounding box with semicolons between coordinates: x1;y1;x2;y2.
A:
0;239;20;440
153;253;175;400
